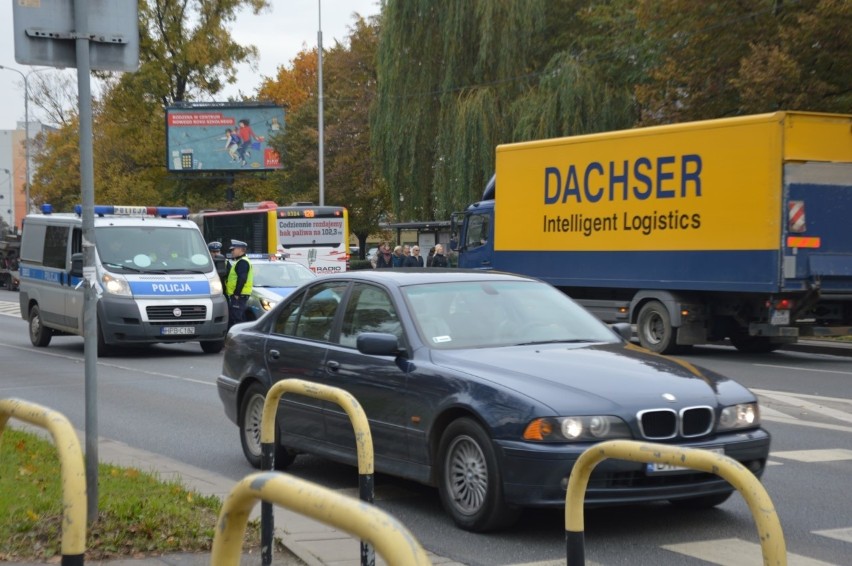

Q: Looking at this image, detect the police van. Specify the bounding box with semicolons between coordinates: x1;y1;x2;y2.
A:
18;205;229;355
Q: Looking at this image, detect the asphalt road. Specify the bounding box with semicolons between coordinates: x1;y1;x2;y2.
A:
2;289;850;565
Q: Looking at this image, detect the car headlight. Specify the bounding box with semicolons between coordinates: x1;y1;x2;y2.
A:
210;277;223;295
101;273;131;296
260;297;278;311
523;416;631;442
718;402;760;431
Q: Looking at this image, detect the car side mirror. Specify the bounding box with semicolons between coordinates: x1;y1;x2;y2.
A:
357;332;404;356
70;253;84;278
611;322;633;342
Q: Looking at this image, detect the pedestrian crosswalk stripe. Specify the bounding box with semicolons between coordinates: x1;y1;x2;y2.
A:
662;537;835;565
0;301;20;318
771;448;852;463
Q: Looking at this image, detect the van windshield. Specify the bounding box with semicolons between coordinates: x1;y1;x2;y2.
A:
95;226;212;273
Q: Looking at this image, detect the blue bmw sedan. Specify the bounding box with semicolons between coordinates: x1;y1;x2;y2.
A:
217;270;770;532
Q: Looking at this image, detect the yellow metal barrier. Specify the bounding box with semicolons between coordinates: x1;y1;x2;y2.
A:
211;471;432;566
0;398;87;566
259;378;375;566
565;440;785;566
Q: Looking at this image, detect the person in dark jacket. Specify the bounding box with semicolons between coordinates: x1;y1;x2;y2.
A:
391;245;405;267
375;242;394;268
404;245;425;267
431;244;449;267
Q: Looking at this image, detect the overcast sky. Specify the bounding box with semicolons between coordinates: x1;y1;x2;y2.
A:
0;0;381;131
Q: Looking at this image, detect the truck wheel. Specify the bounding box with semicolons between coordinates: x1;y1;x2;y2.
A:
28;305;52;347
437;418;520;532
729;333;782;353
637;301;681;354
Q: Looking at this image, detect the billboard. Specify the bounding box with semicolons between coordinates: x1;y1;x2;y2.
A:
166;104;285;172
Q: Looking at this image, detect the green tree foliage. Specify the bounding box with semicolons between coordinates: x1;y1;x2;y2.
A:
735;0;852;113
373;0;638;221
629;0;850;123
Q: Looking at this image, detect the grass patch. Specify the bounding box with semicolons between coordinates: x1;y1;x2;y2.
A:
0;428;261;561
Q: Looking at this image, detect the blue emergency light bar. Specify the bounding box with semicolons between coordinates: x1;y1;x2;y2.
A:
72;205;191;218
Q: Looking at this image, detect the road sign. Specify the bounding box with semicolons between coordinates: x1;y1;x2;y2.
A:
13;0;139;72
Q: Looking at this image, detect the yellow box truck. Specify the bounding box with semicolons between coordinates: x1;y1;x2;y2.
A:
454;111;852;353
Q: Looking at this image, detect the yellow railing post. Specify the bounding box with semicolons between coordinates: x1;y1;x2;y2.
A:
211;471;431;566
259;378;375;566
0;398;87;566
564;440;785;566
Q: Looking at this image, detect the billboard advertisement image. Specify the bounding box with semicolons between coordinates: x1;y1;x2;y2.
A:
166;104;285;172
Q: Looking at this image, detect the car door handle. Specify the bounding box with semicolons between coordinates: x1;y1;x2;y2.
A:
268;349;280;360
326;360;340;371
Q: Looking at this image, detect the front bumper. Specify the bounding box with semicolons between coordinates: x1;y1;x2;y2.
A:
496;428;771;507
99;295;229;345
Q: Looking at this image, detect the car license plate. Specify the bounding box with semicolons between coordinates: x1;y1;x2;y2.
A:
161;326;195;335
770;309;790;325
646;447;724;475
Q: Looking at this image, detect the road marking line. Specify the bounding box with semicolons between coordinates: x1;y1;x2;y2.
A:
813;527;852;544
662;537;835;565
754;363;852;377
754;390;852;425
770;449;852;463
0;341;214;386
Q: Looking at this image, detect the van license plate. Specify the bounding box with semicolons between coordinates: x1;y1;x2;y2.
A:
161;327;195;335
646;447;724;475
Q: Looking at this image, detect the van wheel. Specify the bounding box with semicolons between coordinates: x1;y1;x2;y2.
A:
200;340;224;354
637;301;682;354
29;305;52;347
97;320;112;357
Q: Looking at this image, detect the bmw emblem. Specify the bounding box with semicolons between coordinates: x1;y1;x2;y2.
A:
173;308;182;318
662;393;676;402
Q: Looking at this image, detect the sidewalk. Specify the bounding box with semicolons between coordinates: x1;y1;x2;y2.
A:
6;426;465;566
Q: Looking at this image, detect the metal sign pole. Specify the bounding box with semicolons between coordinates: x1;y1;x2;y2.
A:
73;0;100;524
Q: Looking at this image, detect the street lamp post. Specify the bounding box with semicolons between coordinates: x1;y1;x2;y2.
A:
0;65;51;216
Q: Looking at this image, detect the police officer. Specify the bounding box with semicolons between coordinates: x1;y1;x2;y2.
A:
208;241;229;290
225;240;253;325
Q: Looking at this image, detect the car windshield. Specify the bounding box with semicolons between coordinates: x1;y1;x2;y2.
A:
96;226;212;273
253;262;316;287
403;280;620;350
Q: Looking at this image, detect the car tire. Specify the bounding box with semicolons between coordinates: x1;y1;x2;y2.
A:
437;418;520;532
239;382;296;470
200;339;224;354
637;301;684;354
669;491;733;509
28;305;52;347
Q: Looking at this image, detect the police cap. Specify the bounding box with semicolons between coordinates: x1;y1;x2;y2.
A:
229;239;248;250
208;241;222;251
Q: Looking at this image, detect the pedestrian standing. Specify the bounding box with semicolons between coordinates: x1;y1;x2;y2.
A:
431;244;449;267
208;241;230;292
226;240;253;326
404;245;425;267
392;245;405;267
375;242;394;268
